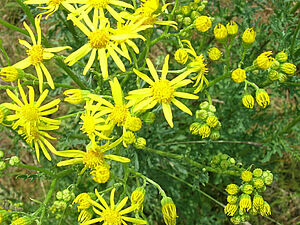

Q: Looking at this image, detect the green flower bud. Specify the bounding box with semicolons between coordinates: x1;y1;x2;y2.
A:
62;189;72;202
211;155;221;165
208;105;216;113
210;130;220;140
0;151;4;159
189;122;202;135
280;62;296;76
220;154;229;160
183;17;192;26
191;11;200;20
268;70;279;81
220;160;229;169
195;110;208;120
225;184;239;195
197;5;205;12
58;201;67;211
56;191;63;200
250;207;258;215
275;50;288;63
176;14;184;23
253;168;263;177
262;170;273;185
202;0;208;5
9;156;20;166
134;137;147;149
278;73;287;83
228;157;235;165
230;216;241;225
271;60;280;70
241;184;253;195
0;161;6;171
214;121;222;130
181;6;191;15
142;112;155;124
227;195;238;204
199;101;209;110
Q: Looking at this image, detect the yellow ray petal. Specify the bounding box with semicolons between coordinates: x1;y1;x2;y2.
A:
122;216;147;224
57;158;83;167
45;46;71;53
35;89;49;107
133;69;154;85
23;21;36;45
40;63;54;89
35;64;44;92
109;77;123;106
17;81;28;105
173;92;199;99
13;58;31;69
104;154;130;163
162;103;173;128
172;98;192;115
108;46;125;72
161;54;169;80
98;48;108;78
19;39;32;49
6;89;24;106
55;150;86;157
83;48;97;75
146;58;159;82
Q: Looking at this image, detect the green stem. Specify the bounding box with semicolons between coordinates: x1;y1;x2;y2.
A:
17;163;54;177
245;80;259;90
56;111;83;120
0;40;10;65
130;169;167;197
205;90;212;105
0;18;29;36
290;19;300;59
39;178;57;223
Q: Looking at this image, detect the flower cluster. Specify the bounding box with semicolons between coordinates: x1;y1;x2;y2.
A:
224;169;274;224
190;101;221;139
50;189;75;219
210;153;240;171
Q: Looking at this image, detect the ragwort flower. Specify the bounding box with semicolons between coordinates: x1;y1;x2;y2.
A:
82;188;147;225
14;16;71;92
127;55;198;128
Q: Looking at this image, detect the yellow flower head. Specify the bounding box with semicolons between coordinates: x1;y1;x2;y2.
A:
225;184;239;195
206;116;219;128
82;188;147;225
127;54;198;128
0;66;20;82
241;170;253;182
239;194;252;212
255;51;274;70
198;124;211;138
231;68;246;83
64;89;91;104
253;178;264;189
174;49;188;64
214;23;228;41
73;193;92;211
253;195;264;210
280;62;296;76
256;89;270;108
260;201;271;216
161;197;177;225
123;131;136;148
226;21;238;35
90;164;110;183
55;138;129;169
242;28;256;44
124;116;142;132
131;187;145;212
14;15;71;92
195;16;212;32
208;47;222;61
134;137;147;149
224;203;238;216
3;81;60;133
242;94;255;109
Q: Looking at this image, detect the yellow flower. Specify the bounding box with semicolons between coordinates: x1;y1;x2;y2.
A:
161;197;177;225
239;194;252;212
64;89;91;104
242;28;256;44
241;170;253;182
224;203;238;216
225;184;239;195
226;21;238;35
18;124;59;161
3;81;60;133
127;55;198;128
280;62;296;76
180;40;209;93
55;138;129;169
206;116;218;128
256;89;270;108
124;116;142;132
65;15;133;78
214;23;228;41
73;193;92;211
253;195;264;210
68;0;134;23
174;49;188;64
131;187;145;212
208;47;222;61
79;100;111;142
255;51;274;70
90;164;110;183
260;201;271;216
198;124;211;138
231;68;246;83
14;16;71;92
195;16;212;32
82;188;147;225
24;0;76;19
0;66;20;82
242;94;254;109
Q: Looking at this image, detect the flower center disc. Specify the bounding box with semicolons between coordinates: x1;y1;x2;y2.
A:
151;80;174;104
83;149;104;169
109;105;129;126
27;45;44;65
88;0;110;9
48;0;64;6
20;105;39;122
102;208;122;225
89;30;110;49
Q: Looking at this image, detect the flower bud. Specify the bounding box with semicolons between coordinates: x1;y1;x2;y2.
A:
278;73;287;83
250;207;258;215
241;170;253;182
174;49;188;64
208;47;222;61
134;137;147;149
214;23;228;41
197;5;205;12
198;124;211;138
242;28;256;45
262;171;273;185
220;154;229;160
253;178;265;189
253;168;263;177
0;151;4;159
275;50;288;63
268;70;279;81
260;201;271;216
73;193;92;211
142;112;155;124
230;216;241;225
195;109;208;120
9;156;20;166
11;216;32;225
64;89;90;104
91;164;110;184
199;101;209;110
254;51;274;70
56;191;63;200
227;195;238;204
195;16;212;32
211;155;221;165
208;105;216;113
239;194;252;212
225;184;239;195
229;157;235;165
226;21;238;36
183;17;192;26
175;14;183;23
256;89;270;108
210;130;220;140
161;197;177;225
220;160;229;169
125;116;142;132
232;68;246;83
182;5;191;15
123;131;136;147
58;201;67;210
280;62;296;76
189;122;202;135
206;116;219;128
224;203;238;216
191;11;200;20
0;161;6;171
62;189;72;202
271;60;280;70
0;66;22;82
131;187;145;212
241;184;253;195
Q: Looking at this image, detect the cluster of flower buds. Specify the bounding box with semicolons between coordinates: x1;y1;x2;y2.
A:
174;0;208;32
224;169;274;224
72;192;95;223
190;101;221;140
210;153;241;171
268;51;297;83
122;130;147;150
50;189;75;219
0;151;22;173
